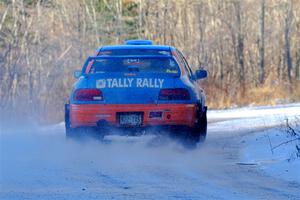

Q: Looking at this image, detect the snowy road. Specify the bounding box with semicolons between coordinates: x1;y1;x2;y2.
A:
1;104;300;199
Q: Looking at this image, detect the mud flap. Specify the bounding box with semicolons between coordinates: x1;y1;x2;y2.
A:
64;103;75;138
64;104;70;130
191;103;207;143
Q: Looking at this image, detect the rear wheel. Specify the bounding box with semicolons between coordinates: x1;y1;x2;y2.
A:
65;104;104;139
65;104;77;138
190;106;207;143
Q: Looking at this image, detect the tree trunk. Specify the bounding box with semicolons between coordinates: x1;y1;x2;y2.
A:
284;1;293;82
259;0;265;84
233;1;245;90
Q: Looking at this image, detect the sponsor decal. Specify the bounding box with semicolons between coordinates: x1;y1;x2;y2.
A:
96;78;164;89
166;69;178;73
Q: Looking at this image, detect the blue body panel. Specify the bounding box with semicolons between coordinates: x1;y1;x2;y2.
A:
70;43;205;108
71;73;198;105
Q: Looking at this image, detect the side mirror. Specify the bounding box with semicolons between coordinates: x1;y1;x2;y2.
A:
194;69;208;79
73;70;82;78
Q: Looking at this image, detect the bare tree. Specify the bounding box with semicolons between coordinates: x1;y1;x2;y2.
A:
284;0;293;82
259;0;265;84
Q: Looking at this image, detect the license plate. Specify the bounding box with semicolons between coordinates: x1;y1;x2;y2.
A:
118;113;143;127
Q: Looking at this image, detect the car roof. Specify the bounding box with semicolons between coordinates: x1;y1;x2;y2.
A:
100;45;174;51
89;55;173;59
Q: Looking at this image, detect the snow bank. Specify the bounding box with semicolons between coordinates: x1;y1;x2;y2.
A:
241;127;300;183
208;103;300;120
209;103;300;184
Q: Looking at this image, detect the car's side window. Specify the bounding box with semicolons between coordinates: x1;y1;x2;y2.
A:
176;49;193;79
182;56;193;77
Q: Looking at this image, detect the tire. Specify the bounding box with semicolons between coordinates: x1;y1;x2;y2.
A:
65;104;104;140
65;104;77;138
190;106;207;143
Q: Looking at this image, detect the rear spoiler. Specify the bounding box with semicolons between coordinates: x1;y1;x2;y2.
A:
88;55;172;59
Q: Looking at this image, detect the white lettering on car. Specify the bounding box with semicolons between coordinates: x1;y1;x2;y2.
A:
158;79;164;88
142;78;149;87
111;79;118;88
127;78;134;87
149;78;154;88
96;78;165;89
118;78;123;87
136;78;143;87
107;78;113;88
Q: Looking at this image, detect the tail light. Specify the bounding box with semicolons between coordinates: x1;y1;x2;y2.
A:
158;88;190;100
74;89;103;101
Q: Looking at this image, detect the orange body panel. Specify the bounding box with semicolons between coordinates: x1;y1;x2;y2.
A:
70;104;197;128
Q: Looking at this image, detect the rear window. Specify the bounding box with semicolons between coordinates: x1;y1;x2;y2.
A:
85;57;179;74
98;49;171;56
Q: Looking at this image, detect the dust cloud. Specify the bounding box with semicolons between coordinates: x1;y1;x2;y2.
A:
0;115;230;200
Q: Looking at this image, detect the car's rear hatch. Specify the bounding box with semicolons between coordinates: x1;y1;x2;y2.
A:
86;72;177;104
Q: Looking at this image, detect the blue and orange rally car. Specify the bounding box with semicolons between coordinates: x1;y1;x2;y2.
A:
65;40;208;142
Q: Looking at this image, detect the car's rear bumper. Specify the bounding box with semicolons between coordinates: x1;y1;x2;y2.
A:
70;104;197;128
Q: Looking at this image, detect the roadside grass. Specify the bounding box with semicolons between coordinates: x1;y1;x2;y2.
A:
205;80;300;109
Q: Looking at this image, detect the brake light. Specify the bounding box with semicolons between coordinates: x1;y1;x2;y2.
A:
74;89;103;101
158;88;190;100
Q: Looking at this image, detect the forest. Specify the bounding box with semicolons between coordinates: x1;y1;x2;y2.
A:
0;0;299;122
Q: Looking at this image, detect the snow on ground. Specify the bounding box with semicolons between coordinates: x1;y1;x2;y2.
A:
209;103;300;184
209;103;300;120
242;126;300;183
209;103;300;131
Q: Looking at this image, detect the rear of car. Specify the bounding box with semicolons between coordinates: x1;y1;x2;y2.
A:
65;40;207;142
